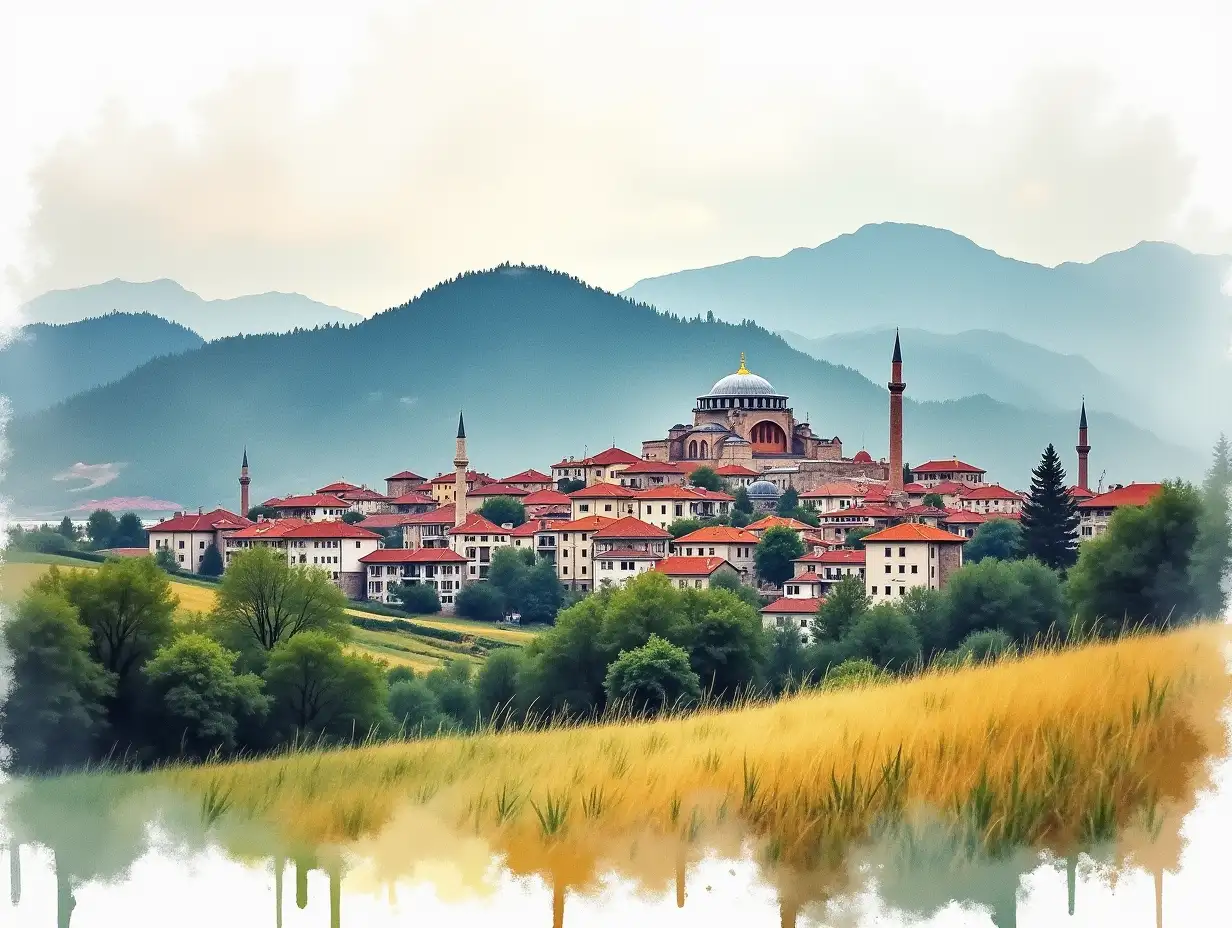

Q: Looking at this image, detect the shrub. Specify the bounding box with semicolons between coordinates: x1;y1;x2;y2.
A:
455;583;505;622
393;582;442;615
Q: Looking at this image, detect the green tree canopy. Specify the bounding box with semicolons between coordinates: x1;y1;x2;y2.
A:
896;586;951;659
667;517;704;538
754;525;805;587
475;649;525;724
1067;481;1203;633
455;582;505;621
142;633;269;759
965;518;1023;564
922;492;945;509
424;661;479;729
688;466;724;492
1189;435;1231;618
262;632;388;742
479;496;527;528
111;513;147;549
766;625;809;695
708;567;762;609
518;557;566;624
517;593;610;716
557;478;586;494
86;509;120;548
955;629;1014;663
246;505;279;521
0;591;115;772
154;547;179;574
213;547;351;654
1020;444;1080;571
814;574;868;641
733;486;754;515
56;517;79;542
945;557;1065;645
486;547;535;610
840;604;921;671
392;582;441;614
843;526;878;549
340;511;366;525
388;679;446;735
776;488;800;517
603;635;701;715
198;543;224;577
681;591;766;699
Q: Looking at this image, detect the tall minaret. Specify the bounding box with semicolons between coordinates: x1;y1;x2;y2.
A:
239;448;251;516
1076;400;1091;492
453;411;469;526
887;330;906;504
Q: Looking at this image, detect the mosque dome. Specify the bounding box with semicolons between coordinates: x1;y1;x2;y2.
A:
853;449;874;464
706;353;779;397
746;480;782;500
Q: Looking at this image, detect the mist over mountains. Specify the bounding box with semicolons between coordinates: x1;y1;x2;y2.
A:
2;266;1196;516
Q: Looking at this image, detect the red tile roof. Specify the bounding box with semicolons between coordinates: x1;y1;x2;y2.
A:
1077;483;1164;510
912;459;985;474
316;481;360;494
587;447;642;467
1068;486;1096;500
621;459;691;475
568;483;638;499
862;523;967;544
852;450;875;464
269;494;350;509
962;484;1023;501
939;510;987;524
673;526;758;545
522;488;572;506
797;549;866;565
746;515;813;532
281;521;381;539
391;491;436;506
594;547;662;560
653;556;732;577
150;508;251;533
402;506;456;525
760;597;824;615
510;518;565;538
690;487;735;501
714;464;760;477
817;505;898;520
902;505;949;518
467;482;530;497
551;515;617;532
359;548;468;564
386;470;425;481
502;469;553;483
862;485;889;502
903;482;930;494
921;480;974;496
791;571;824;583
634;485;703;500
339;487;391;501
429;470;492;485
800;482;866;499
354;513;419;529
229;519;309;539
593;516;672;539
447;513;511;535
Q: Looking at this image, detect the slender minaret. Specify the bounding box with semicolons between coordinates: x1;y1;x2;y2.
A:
453;411;469;527
1076;400;1090;492
887;330;906;504
239;448;251;515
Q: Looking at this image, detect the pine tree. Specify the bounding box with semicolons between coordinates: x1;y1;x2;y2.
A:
1019;444;1080;571
1189;434;1231;617
198;543;225;577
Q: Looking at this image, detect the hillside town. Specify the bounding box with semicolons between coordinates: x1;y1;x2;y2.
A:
146;334;1162;633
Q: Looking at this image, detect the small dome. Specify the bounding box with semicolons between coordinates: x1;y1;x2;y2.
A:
853;450;873;464
691;422;731;433
746;480;782;499
723;435;750;445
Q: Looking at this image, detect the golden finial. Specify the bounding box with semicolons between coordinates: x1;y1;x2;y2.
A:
737;352;750;375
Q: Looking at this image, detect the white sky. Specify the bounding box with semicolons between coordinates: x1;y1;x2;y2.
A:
1;0;1229;319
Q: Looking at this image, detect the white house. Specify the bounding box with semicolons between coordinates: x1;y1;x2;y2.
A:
225;518;381;598
360;547;469;609
862;522;967;603
567;483;639;520
957;485;1025;516
148;508;251;573
448;512;513;582
670;526;758;577
759;571;825;642
652;555;736;590
591;516;671;587
265;493;351;521
800;482;867;514
1077;483;1163;539
908;460;986;488
793;548;866;593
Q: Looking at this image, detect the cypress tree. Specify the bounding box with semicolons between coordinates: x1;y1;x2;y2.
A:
198;542;225;577
1019;444;1080;571
1189;434;1231;617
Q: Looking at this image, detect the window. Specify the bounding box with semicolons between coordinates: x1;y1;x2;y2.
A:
898;565;905;574
884;547;891;557
582;566;587;575
694;579;703;588
708;547;715;556
178;540;185;549
199;541;205;549
899;547;906;557
579;504;590;513
884;565;891;574
563;566;569;575
898;586;905;596
604;504;612;512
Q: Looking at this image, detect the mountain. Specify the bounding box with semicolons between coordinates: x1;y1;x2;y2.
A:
0;312;205;416
622;223;1232;446
2;266;1197;516
781;327;1132;415
21;278;360;340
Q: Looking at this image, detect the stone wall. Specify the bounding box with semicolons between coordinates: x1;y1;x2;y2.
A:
790;460;891;491
937;544;964;588
338;571;366;601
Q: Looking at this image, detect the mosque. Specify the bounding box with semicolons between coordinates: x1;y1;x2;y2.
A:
641;353;889;490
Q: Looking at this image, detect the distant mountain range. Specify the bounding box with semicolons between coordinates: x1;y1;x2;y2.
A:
623;223;1232;447
0;312;204;416
21;278;359;340
2;266;1197;516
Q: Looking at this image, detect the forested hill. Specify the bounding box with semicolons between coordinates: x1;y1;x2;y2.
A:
3;266;1197;514
0;312;204;415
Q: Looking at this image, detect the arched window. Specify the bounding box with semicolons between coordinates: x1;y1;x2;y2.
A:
689;440;698;458
700;440;709;458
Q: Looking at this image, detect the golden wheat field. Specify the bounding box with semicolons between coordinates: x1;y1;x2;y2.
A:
154;623;1231;895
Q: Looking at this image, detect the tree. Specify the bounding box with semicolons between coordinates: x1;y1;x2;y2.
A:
843;526;878;549
841;604;921;670
822;658;888;689
214;547;351;654
1189;435;1231;618
155;547;179;574
730;509;752;528
667;518;703;539
1019;444;1080;571
56;517;79;543
955;629;1014;663
141;633;268;759
688;466;724;492
263;632;388;742
392;582;441;614
0;591;115;772
603;635;701;715
683;593;766;699
86;509;119;548
965;519;1023;564
479;496;526;528
455;582;505;621
475;649;525;723
754;525;805;587
946;557;1064;645
340;511;365;525
897;587;951;659
1067;482;1204;633
518;595;610;716
776;488;800;517
557;478;585;494
388;679;445;735
487;546;534;609
425;661;479;729
708;567;762;609
198;543;224;577
247;505;279;521
766;626;809;695
518;557;566;624
814;574;868;641
733;486;754;516
111;513;147;549
922;493;945;509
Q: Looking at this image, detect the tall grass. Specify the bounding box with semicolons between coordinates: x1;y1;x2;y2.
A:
139;623;1230;894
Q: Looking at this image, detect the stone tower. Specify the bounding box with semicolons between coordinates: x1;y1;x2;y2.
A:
239;448;251;516
887;330;906;504
453;411;469;526
1076;400;1091;492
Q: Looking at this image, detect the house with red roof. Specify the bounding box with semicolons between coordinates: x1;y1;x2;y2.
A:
713;464;761;487
760;566;829;641
794;548;867;592
385;470;427;499
147;508;252;573
813;504;900;545
359;547;468;608
861;522;967;602
266;494;351;521
428;470;494;506
448;512;513;582
1078;483;1164;539
544;515;616;591
956;484;1025;516
317;481;360;495
670;525;758;577
510;517;566;563
939;509;986;539
591;517;672;586
567;482;639;521
800;482;868;513
617;459;690;490
400;506;456;549
521;487;573;518
550;447;642;487
908;459;986;489
225;518;381;598
335;485;394;515
633;485;734;530
653;556;737;590
389;490;437;514
500;469;555;492
467;482;531;502
744;515;815;539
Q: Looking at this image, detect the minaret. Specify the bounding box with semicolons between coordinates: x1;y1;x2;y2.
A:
887;330;906;504
239;448;251;516
453;411;469;527
1076;400;1090;492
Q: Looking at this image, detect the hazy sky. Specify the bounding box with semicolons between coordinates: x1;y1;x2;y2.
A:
1;0;1229;319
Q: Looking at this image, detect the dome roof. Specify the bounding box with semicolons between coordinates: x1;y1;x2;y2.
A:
706;353;778;397
853;450;874;464
691;422;731;433
746;480;782;499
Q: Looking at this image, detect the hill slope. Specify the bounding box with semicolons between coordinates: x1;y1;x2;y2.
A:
2;266;1197;514
0;312;205;415
623;223;1232;446
22;278;360;340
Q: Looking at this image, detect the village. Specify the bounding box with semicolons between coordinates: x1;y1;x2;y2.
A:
147;334;1162;634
